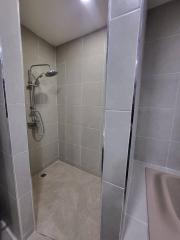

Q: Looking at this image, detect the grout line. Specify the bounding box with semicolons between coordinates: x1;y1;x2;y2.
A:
103;180;124;190
136;135;169;142
138;106;175;110
29;140;59;151
105;109;131;113
142;72;180;77
36;231;55;240
110;7;140;22
59;140;101;153
126;213;148;226
165;76;180;167
146;32;180;44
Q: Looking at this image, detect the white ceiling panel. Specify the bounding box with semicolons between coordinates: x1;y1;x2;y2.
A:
20;0;108;46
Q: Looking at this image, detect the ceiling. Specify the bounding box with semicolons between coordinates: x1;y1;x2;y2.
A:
20;0;172;47
19;0;108;46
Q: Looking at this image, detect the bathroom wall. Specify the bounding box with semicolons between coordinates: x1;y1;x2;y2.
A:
21;26;59;175
0;56;20;239
0;0;34;239
57;29;106;176
135;1;180;171
101;0;146;239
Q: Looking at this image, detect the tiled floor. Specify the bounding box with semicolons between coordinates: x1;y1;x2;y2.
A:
28;232;52;240
31;161;101;240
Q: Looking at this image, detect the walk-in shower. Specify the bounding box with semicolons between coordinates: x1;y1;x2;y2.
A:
27;64;58;141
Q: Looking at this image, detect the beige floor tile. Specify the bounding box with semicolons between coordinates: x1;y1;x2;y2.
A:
28;232;51;240
32;161;101;240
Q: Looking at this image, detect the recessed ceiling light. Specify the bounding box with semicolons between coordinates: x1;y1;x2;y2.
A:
81;0;91;4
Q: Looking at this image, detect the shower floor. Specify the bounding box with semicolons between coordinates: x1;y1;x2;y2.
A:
29;161;101;240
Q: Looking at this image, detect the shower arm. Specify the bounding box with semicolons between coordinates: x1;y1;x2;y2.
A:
29;64;51;76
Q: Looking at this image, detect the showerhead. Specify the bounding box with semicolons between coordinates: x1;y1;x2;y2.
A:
45;69;58;77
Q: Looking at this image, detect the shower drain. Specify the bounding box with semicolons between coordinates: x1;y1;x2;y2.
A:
40;173;47;178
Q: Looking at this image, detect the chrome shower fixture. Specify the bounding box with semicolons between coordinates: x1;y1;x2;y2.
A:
27;63;58;141
29;64;58;85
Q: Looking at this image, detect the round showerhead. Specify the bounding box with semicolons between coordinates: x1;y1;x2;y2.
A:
45;69;58;77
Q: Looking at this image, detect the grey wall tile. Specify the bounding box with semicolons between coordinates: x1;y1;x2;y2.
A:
21;26;38;68
7;195;21;238
66;105;82;125
126;162;148;223
59;141;81;168
134;1;180;174
29;141;59;175
81;106;104;130
135;137;168;166
59;84;83;106
139;74;179;108
167;141;180;171
0;5;34;240
58;123;66;142
82;54;105;83
19;192;34;238
103;111;131;188
38;38;56;66
66;57;82;85
58;105;82;124
0;105;11;154
146;1;180;41
106;10;140;110
8;104;28;155
83;82;104;107
171;112;180;142
0;152;16;198
13;151;32;198
36;103;58;124
83;29;106;57
110;0;141;19
57;62;66;86
59;141;66;161
101;181;124;240
3;35;26;105
28;122;58;149
65;124;82;145
57;29;106;176
22;26;58;176
81;147;102;176
123;215;148;240
34;77;57;105
0;186;21;238
136;108;173;140
0;151;16;197
81;127;101;150
143;35;180;75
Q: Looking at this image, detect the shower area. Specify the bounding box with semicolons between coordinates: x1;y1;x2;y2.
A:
2;0;180;239
21;21;106;238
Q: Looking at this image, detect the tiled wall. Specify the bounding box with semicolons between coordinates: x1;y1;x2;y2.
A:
135;1;180;171
0;0;34;239
101;0;146;239
21;26;59;175
57;29;106;176
0;57;21;239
